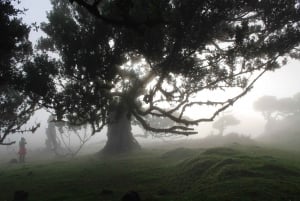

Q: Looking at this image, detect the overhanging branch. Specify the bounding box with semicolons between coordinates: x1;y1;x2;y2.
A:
132;111;198;136
0;141;16;145
134;68;267;134
69;0;167;31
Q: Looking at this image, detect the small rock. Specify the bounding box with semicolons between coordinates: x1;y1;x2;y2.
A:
121;191;141;201
157;188;171;195
13;190;28;201
100;189;114;195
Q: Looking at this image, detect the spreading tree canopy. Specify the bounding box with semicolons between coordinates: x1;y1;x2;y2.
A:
254;92;300;121
0;0;39;145
24;0;300;153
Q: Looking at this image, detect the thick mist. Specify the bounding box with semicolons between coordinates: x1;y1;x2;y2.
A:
2;2;300;201
2;0;298;156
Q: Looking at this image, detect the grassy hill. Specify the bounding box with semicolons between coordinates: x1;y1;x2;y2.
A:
0;145;300;201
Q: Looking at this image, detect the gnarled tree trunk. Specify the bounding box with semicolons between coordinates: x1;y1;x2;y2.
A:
101;109;140;154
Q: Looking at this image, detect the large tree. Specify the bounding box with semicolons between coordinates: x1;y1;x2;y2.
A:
0;0;39;145
29;0;300;154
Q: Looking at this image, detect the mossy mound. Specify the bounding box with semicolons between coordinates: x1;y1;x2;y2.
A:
173;147;300;201
202;147;241;156
161;147;198;161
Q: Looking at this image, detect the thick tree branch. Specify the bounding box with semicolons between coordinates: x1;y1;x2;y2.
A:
0;141;16;145
70;0;166;31
132;111;198;136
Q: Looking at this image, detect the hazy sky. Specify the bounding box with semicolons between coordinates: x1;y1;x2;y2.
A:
10;0;300;148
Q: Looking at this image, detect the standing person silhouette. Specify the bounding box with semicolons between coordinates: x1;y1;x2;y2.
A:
18;137;27;163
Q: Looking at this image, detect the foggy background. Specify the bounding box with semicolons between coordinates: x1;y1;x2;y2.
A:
2;0;300;154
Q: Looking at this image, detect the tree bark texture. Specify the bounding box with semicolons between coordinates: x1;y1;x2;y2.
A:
101;110;140;154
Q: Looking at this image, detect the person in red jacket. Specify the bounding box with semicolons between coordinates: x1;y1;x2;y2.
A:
18;137;27;163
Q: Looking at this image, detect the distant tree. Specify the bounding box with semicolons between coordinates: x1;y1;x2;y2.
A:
253;96;278;121
212;115;240;135
45;115;91;157
25;0;300;154
255;92;300;149
254;93;300;121
45;115;62;154
56;123;92;157
0;0;39;145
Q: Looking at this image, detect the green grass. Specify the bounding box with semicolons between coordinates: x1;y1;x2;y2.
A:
0;145;300;201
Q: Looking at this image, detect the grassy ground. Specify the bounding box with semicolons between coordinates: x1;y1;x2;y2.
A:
0;144;300;201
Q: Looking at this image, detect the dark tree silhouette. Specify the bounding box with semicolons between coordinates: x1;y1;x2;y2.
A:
45;115;92;157
45;115;61;154
0;0;39;145
212;115;240;135
27;0;300;154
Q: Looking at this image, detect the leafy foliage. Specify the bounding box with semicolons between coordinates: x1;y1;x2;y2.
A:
29;0;300;137
0;0;32;87
0;0;38;145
